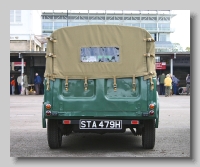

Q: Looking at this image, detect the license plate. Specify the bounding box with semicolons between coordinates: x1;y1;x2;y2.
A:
79;120;122;129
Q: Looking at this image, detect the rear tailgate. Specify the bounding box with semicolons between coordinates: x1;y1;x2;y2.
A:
50;77;148;118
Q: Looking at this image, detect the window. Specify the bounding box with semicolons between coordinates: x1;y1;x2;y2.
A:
155;56;160;62
10;10;14;22
141;23;157;30
132;23;140;27
158;23;170;31
159;34;166;41
150;33;157;41
10;10;21;23
80;47;120;62
42;22;53;30
15;10;21;22
54;22;68;30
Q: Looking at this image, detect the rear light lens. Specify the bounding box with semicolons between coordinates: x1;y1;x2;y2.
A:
46;110;51;116
149;103;155;110
46;104;51;110
149;110;154;115
63;120;71;124
131;120;139;124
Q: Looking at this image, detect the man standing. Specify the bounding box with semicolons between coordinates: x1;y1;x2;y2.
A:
164;74;172;97
186;74;190;95
21;73;29;95
10;75;16;95
172;75;180;95
34;73;42;95
159;73;165;95
17;74;22;94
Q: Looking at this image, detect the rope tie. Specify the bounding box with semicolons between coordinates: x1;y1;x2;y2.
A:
143;38;155;42
45;53;57;58
46;37;57;43
144;53;155;57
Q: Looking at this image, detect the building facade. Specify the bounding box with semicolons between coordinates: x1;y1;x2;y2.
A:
10;10;44;52
10;10;190;94
41;10;177;52
10;10;46;84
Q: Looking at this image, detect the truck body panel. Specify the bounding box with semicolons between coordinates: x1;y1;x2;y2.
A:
42;25;159;149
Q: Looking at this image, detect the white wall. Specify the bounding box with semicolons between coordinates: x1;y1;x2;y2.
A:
10;10;42;40
32;10;42;35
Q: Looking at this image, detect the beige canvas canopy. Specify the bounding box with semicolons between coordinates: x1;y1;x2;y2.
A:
44;25;156;83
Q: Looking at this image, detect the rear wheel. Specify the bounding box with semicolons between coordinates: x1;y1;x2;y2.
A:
47;119;62;149
142;119;155;149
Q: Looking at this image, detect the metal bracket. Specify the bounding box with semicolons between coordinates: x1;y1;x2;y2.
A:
84;77;88;91
113;76;117;91
65;77;68;91
132;75;136;91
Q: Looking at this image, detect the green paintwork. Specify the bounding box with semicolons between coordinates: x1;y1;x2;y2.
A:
42;77;159;128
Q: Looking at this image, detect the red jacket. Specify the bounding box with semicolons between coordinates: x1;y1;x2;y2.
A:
11;79;16;86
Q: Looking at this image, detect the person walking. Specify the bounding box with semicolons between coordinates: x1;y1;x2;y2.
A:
10;75;13;95
34;73;42;95
164;74;172;97
21;73;29;95
17;74;22;94
169;74;173;96
157;76;160;95
10;75;16;95
172;74;180;95
186;74;190;95
159;73;165;95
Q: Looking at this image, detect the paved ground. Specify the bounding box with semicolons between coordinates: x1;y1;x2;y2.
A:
9;94;191;159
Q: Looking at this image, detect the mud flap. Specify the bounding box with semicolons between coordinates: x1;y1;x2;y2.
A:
155;118;159;128
42;105;46;128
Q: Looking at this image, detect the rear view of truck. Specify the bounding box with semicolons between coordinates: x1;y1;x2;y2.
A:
42;25;159;149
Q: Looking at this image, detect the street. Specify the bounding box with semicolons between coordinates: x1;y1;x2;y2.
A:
10;94;190;157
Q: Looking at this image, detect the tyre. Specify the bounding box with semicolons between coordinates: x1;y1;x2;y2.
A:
142;119;155;149
178;87;183;95
47;119;62;149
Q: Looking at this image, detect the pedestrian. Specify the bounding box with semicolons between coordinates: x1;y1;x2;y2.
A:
164;74;172;97
169;74;173;96
159;73;165;95
157;76;160;95
10;75;16;95
21;73;29;95
10;75;12;95
186;74;190;95
40;77;44;95
17;74;22;94
172;74;180;95
34;73;42;95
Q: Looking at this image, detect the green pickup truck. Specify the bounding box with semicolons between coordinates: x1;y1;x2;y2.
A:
42;25;159;149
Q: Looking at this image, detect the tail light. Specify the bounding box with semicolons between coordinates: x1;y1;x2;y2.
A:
149;103;155;110
46;104;51;110
46;110;51;116
149;110;154;115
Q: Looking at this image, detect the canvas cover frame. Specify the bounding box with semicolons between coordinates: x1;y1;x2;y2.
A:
44;25;156;82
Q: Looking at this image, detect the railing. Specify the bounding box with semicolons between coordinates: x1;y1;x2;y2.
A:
155;48;185;52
